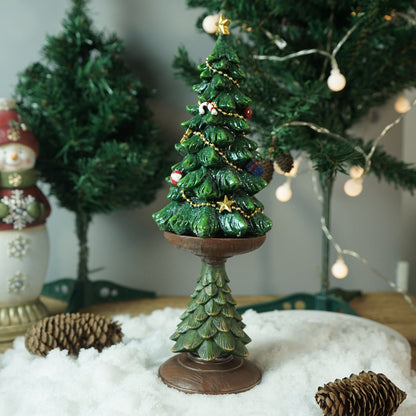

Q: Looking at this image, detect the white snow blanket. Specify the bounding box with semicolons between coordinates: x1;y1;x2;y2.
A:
0;308;415;415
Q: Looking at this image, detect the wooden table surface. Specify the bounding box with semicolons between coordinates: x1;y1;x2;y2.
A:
1;292;416;370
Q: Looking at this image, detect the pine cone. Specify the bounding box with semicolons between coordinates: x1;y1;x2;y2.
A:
274;150;294;173
315;371;407;416
25;313;123;357
258;158;274;183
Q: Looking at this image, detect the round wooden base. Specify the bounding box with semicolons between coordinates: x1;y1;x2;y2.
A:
159;352;261;394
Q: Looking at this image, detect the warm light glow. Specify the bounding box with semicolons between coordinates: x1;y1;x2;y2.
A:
344;178;363;197
275;181;292;202
394;94;411;114
349;165;364;179
331;257;349;279
202;14;220;34
327;68;346;92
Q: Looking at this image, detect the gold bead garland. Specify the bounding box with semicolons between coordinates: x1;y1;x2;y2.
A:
178;35;263;221
181;128;243;172
205;58;240;87
181;189;263;219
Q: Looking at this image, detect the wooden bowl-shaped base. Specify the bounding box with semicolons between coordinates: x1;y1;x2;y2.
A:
159;352;261;394
163;232;266;264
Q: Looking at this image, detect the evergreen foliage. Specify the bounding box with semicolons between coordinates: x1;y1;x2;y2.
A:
154;31;272;238
13;0;167;300
174;1;416;190
170;263;251;360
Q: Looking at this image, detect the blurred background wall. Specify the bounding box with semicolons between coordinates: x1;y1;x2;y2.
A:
0;0;414;296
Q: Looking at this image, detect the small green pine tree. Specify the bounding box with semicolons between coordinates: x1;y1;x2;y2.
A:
14;0;167;311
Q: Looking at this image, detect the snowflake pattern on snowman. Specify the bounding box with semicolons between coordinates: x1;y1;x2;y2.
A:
7;234;30;258
1;189;36;230
8;271;28;293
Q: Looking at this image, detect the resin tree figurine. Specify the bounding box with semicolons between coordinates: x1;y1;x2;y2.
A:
14;0;167;312
153;15;272;394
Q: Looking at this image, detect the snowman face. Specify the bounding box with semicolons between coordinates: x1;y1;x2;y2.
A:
0;143;36;172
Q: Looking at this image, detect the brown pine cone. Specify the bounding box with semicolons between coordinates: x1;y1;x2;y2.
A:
25;312;123;357
258;158;274;183
274;150;294;174
315;371;407;416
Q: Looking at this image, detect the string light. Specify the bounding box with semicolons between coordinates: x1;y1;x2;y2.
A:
331;256;349;279
251;10;416;313
327;68;346;92
314;169;416;313
271;93;416;182
254;23;359;92
345;166;364;197
344;178;363;197
349;165;364;179
394;94;411;114
275;179;293;202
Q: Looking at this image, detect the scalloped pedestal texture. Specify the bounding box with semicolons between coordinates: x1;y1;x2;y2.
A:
0;297;48;341
159;232;266;394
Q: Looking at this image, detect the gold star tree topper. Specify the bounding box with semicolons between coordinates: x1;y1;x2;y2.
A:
217;14;231;35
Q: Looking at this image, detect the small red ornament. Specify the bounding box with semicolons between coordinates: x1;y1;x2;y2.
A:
243;107;253;119
170;170;182;186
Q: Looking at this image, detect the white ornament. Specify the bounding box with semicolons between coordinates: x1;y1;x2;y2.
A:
202;14;220;34
344;178;363;197
275;181;292;202
7;234;30;259
327;68;346;92
8;271;28;293
1;189;36;230
331;257;349;279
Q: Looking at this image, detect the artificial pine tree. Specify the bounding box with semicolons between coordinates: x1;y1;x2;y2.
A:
14;0;167;312
175;1;416;311
154;16;271;394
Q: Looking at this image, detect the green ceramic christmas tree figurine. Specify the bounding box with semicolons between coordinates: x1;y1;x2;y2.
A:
154;15;271;394
153;15;272;239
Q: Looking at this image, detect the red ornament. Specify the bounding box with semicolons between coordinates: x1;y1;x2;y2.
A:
243;107;253;119
170;170;182;186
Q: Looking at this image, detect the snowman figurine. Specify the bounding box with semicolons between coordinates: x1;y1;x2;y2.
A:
0;98;50;341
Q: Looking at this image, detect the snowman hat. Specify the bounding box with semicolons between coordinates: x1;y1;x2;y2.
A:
0;98;39;156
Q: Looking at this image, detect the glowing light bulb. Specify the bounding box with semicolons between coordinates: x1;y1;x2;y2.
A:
344;178;363;197
331;257;349;279
394;94;411;114
275;181;292;202
327;68;346;92
349;165;364;179
202;14;220;34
